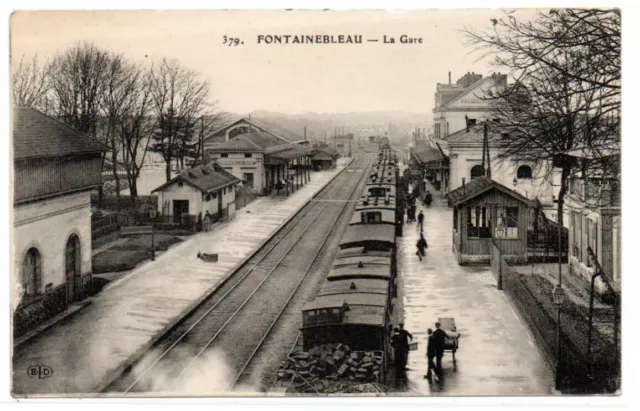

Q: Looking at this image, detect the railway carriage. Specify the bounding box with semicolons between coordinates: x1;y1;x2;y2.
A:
300;146;401;370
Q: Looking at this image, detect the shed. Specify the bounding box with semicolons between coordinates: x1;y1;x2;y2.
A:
446;176;535;265
310;147;339;170
152;164;241;229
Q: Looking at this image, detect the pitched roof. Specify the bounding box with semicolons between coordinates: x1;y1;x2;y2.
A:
444;124;502;144
267;146;312;161
410;145;445;164
13;107;108;160
205;117;304;144
311;147;340;159
152;164;240;193
206;131;284;152
445;176;536;207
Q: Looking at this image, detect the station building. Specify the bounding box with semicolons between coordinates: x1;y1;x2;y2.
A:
12;107;107;331
203;117;312;195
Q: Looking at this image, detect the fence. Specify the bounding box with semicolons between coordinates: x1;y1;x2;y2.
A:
91;193;158;211
490;240;620;393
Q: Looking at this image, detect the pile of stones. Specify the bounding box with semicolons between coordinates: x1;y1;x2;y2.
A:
276;343;385;393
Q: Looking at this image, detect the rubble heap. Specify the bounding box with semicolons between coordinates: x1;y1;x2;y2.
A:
276;343;384;393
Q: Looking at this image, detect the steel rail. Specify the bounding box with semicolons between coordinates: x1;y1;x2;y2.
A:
121;156;368;393
231;155;373;389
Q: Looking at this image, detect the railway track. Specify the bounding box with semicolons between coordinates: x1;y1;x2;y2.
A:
104;154;373;395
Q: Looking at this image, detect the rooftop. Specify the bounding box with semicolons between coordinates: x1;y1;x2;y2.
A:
446;176;536;207
13;107;108;160
152;164;240;193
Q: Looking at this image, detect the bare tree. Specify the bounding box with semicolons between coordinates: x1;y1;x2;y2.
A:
115;68;155;206
149;58;211;181
48;42;111;140
101;53;142;201
464;8;621;229
12;53;51;110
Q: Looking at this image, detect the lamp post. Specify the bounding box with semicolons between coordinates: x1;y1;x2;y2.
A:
553;284;566;390
513;177;518;188
149;208;157;261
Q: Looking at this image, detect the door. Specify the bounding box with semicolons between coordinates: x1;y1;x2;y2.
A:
243;173;254;192
66;235;81;303
173;200;190;224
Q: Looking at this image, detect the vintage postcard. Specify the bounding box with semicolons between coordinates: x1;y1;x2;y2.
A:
9;8;621;398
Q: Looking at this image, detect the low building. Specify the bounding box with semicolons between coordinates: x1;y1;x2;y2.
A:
13;107;107;333
310;147;339;170
151;164;241;229
446;176;535;265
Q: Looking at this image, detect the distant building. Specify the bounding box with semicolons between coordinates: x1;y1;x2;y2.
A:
432;72;506;139
152;164;241;228
13;107;107;329
311;147;340;170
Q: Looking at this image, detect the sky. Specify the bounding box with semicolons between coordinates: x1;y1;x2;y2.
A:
10;9;542;116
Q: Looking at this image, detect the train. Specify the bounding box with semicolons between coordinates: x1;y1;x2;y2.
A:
300;146;401;367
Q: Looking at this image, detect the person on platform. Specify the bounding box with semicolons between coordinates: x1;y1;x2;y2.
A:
203;211;212;232
424;328;438;382
424;191;433;207
431;322;448;376
392;324;413;370
417;210;424;232
416;233;427;261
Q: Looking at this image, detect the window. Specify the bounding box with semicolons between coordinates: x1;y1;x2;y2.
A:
470;165;485;179
453;209;458;233
517;165;533;179
467;118;477;127
244;153;252;158
205;194;212;202
362;212;382;224
495;207;519;238
220;153;228;158
21;248;42;300
501;133;510;140
467;206;491;238
587;219;598;267
369;187;386;197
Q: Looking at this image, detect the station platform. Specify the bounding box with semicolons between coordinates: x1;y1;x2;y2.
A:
387;181;555;395
12;159;353;396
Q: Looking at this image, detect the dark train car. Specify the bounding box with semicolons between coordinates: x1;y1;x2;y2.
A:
339;224;396;251
300;145;400;363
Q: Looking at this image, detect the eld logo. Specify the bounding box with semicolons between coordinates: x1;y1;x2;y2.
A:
27;364;53;379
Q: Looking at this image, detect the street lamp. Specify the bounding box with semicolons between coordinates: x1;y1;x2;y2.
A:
513;177;518;187
149;208;157;261
553;284;566;390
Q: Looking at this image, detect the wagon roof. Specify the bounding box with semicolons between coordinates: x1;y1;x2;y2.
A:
317;278;389;297
350;209;396;225
332;255;391;268
340;225;396;247
303;292;387;310
335;248;393;259
328;265;391;280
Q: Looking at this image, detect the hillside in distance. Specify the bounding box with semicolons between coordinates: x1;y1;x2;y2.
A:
226;110;430;145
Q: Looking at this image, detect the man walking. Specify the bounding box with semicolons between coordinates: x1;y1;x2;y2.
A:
416;233;427;261
417;210;424;232
397;323;413;370
431;322;448;376
424;328;438;382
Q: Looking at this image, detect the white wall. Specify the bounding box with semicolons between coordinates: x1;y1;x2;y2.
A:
156;183;204;216
208;152;264;193
13;191;93;307
449;146;555;205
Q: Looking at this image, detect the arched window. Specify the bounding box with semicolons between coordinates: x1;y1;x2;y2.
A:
470;165;485;179
66;235;81;302
517;165;533;179
22;248;42;298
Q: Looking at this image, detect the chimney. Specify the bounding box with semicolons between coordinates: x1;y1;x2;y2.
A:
448;71;451;85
